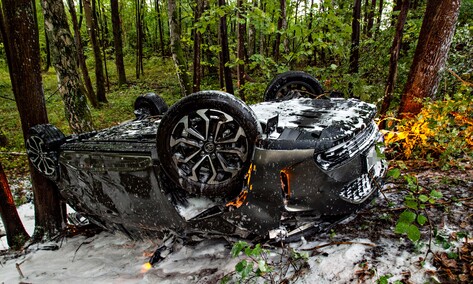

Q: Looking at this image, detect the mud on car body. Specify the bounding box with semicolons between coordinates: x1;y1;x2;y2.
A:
26;72;387;242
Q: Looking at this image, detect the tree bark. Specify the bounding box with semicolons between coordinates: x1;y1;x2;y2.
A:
168;0;192;96
218;0;234;94
155;0;166;57
349;0;362;97
1;0;66;241
110;0;126;85
398;0;461;118
274;0;287;62
41;0;95;133
379;0;409;128
237;0;246;101
192;0;204;92
135;0;144;79
83;0;107;103
0;162;29;250
366;0;376;37
43;31;51;72
67;0;98;108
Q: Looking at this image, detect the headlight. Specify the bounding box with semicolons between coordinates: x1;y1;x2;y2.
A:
315;122;379;171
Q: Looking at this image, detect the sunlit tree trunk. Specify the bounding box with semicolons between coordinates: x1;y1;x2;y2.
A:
41;0;94;133
398;0;461;118
379;0;409;128
0;163;29;249
67;0;98;108
168;0;192;96
1;0;66;241
83;0;107;103
218;0;233;94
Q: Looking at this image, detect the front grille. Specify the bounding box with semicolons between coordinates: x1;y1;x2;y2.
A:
315;122;378;170
339;165;385;204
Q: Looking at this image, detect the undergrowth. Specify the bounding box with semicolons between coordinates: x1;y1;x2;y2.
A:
382;87;473;169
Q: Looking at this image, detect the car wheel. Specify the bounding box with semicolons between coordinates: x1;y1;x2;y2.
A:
134;92;169;119
263;71;324;101
26;124;65;180
157;91;261;197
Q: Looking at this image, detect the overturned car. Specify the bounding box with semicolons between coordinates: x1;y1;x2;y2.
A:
26;71;386;242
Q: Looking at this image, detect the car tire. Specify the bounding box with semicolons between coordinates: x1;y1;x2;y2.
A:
263;71;324;101
134;93;168;119
26;124;65;180
157;91;261;197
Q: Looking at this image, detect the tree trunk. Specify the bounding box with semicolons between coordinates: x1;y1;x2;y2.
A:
398;0;461;118
67;0;98;108
97;0;110;90
43;31;51;72
218;0;234;94
379;0;409;128
83;0;107;103
1;0;66;241
168;0;192;96
41;0;95;133
156;0;166;57
375;0;384;36
366;0;376;37
237;0;246;101
110;0;126;85
247;0;256;59
136;0;144;79
274;0;287;62
192;0;204;93
349;0;362;97
0;162;30;249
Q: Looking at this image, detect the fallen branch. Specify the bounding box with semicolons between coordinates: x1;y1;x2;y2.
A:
448;69;473;87
16;261;25;278
301;241;376;251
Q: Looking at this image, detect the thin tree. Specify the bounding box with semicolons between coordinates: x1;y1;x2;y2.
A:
398;0;461;118
349;0;362;97
193;0;204;92
136;0;145;79
110;0;127;85
218;0;233;94
1;0;66;241
379;0;409;128
66;0;98;108
0;162;30;249
168;0;192;96
155;0;166;57
237;0;246;101
41;0;95;133
274;0;287;62
83;0;107;103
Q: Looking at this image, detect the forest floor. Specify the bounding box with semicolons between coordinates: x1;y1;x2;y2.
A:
1;161;472;283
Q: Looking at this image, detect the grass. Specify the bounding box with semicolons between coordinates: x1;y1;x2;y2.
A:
0;55;267;177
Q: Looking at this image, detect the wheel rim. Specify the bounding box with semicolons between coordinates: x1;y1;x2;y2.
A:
168;108;249;186
26;136;56;176
276;81;317;100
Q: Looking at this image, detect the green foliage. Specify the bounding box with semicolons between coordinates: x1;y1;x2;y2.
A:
389;171;443;243
224;241;309;283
